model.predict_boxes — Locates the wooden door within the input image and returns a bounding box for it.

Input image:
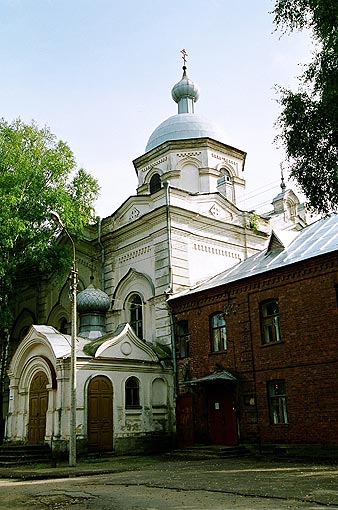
[207,384,237,446]
[176,394,194,448]
[28,372,48,443]
[88,376,113,452]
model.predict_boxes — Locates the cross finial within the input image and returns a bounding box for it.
[280,163,286,191]
[180,48,188,67]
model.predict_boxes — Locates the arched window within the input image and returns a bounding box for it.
[286,200,296,219]
[128,294,143,339]
[59,317,68,334]
[125,377,140,408]
[223,169,232,183]
[152,378,167,408]
[19,326,30,341]
[149,173,161,194]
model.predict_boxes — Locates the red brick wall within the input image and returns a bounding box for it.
[171,252,338,446]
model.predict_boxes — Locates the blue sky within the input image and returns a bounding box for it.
[1,0,312,217]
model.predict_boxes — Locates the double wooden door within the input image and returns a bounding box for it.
[28,372,48,443]
[88,376,114,452]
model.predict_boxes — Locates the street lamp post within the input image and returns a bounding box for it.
[51,212,77,467]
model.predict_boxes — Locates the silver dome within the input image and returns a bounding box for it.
[77,284,110,313]
[145,113,228,152]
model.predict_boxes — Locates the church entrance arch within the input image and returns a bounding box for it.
[88,376,114,452]
[28,371,48,444]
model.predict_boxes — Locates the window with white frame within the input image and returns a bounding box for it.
[125,377,140,408]
[260,299,281,344]
[210,312,227,352]
[128,294,143,339]
[268,380,288,424]
[176,320,190,358]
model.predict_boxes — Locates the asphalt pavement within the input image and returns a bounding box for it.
[1,453,338,508]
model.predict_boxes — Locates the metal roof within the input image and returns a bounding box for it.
[145,113,228,152]
[170,214,338,299]
[180,370,237,385]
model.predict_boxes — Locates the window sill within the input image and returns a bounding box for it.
[209,350,227,355]
[261,341,284,347]
[125,407,142,413]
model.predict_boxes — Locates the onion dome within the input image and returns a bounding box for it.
[145,65,228,152]
[171,66,200,112]
[77,284,110,313]
[77,281,110,340]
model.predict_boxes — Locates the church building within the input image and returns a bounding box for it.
[4,57,306,456]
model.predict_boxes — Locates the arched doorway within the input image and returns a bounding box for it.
[88,376,113,452]
[28,371,48,443]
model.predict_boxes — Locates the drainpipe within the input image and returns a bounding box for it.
[247,291,261,453]
[163,181,172,293]
[97,218,105,291]
[163,182,177,398]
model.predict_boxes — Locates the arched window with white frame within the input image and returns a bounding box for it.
[127,293,143,339]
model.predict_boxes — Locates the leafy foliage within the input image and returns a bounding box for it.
[272,0,338,214]
[0,118,100,329]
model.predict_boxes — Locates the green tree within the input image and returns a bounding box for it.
[0,118,99,440]
[273,0,338,214]
[0,118,99,327]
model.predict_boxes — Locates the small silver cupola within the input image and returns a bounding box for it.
[77,277,110,339]
[171,49,200,113]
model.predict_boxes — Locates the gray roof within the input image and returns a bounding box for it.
[180,370,237,385]
[170,214,338,299]
[145,113,228,152]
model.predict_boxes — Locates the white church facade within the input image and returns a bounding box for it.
[4,60,307,456]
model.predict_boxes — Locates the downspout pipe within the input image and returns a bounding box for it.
[163,181,172,293]
[97,217,105,291]
[163,181,177,398]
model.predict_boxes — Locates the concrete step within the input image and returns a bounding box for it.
[167,445,250,460]
[0,444,53,467]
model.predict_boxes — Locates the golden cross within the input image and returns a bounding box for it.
[180,48,188,66]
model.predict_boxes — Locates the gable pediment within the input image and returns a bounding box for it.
[93,323,158,362]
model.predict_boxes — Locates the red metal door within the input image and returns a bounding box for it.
[28,372,48,443]
[176,394,194,448]
[88,376,113,452]
[207,384,237,445]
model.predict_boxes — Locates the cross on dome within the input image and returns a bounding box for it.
[180,48,188,67]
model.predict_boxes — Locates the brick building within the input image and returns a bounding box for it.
[169,214,338,455]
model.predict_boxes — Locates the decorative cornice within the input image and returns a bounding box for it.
[140,156,168,174]
[193,242,241,260]
[176,151,201,158]
[117,245,153,264]
[133,138,246,169]
[211,152,239,168]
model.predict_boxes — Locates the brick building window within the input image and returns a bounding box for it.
[176,320,190,358]
[125,377,140,408]
[260,299,281,344]
[268,380,288,424]
[210,312,227,352]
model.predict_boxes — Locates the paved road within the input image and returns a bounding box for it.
[1,456,338,509]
